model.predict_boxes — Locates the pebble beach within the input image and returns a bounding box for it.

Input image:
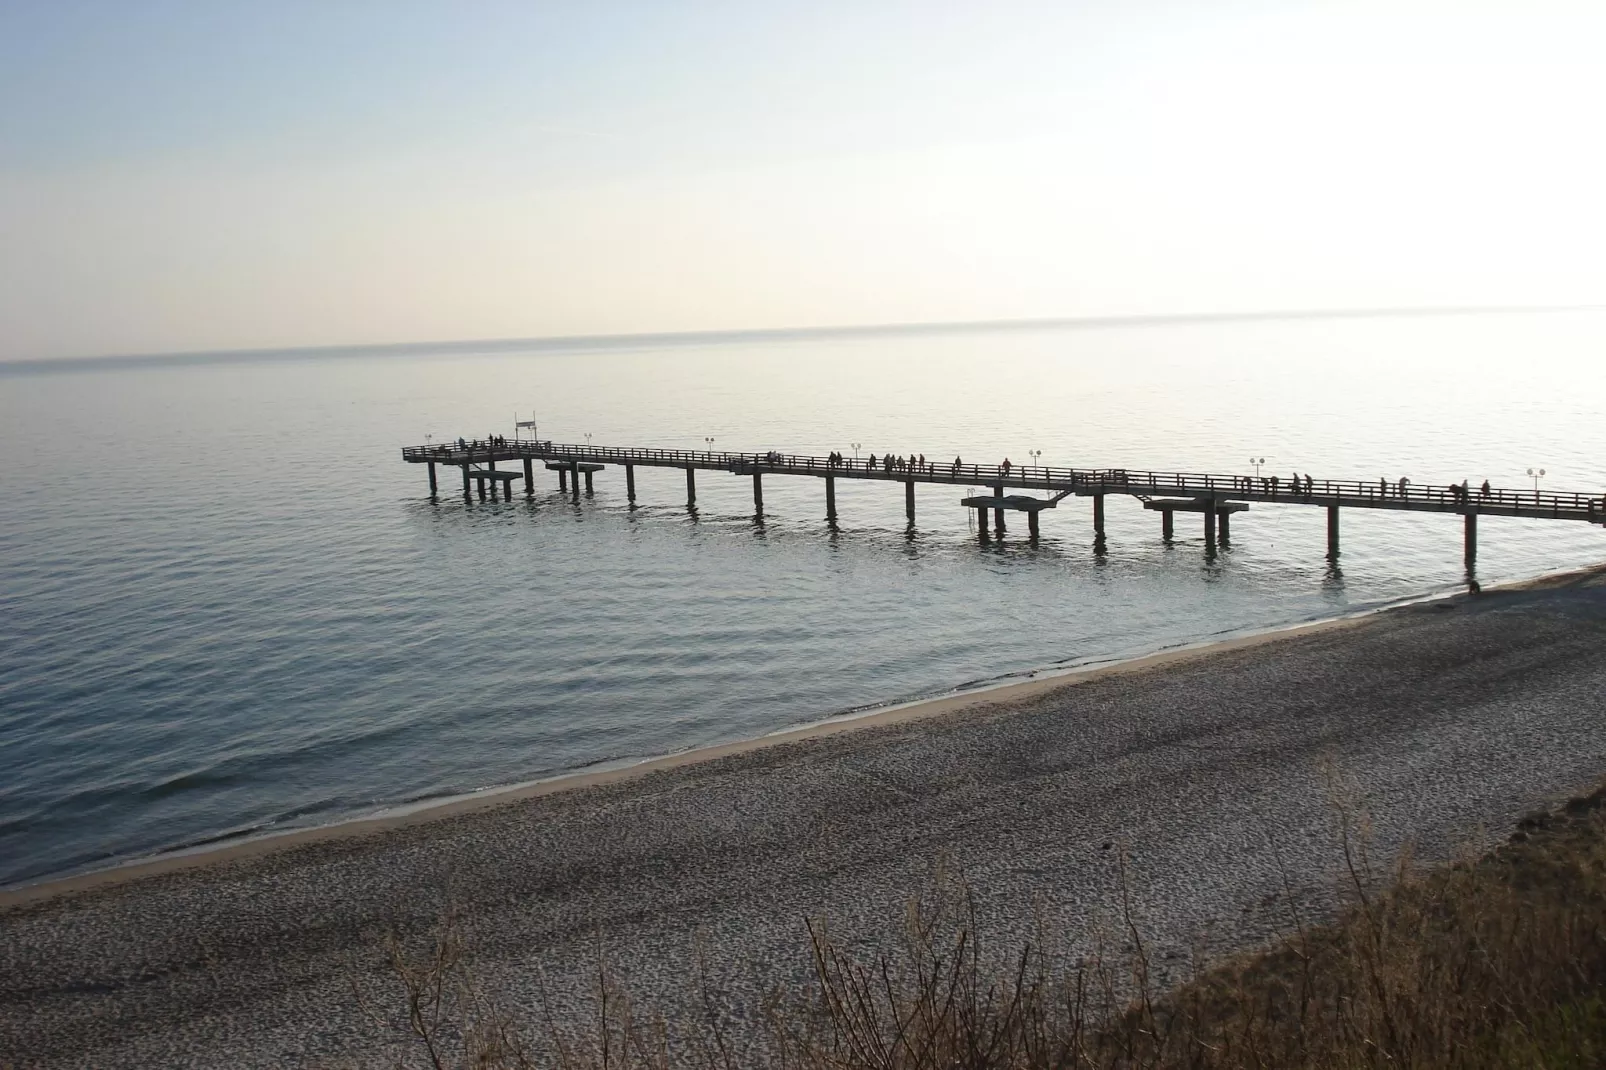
[5,568,1606,1067]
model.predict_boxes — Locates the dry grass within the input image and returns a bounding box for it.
[361,783,1606,1069]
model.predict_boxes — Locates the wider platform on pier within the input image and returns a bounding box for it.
[1143,499,1250,514]
[959,494,1061,512]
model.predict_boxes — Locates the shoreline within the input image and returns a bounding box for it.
[6,562,1601,911]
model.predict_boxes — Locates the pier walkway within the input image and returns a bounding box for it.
[403,439,1606,566]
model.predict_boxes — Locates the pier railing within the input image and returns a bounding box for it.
[402,440,1606,522]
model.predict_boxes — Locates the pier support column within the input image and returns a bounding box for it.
[978,507,990,537]
[558,467,568,492]
[1204,500,1217,553]
[626,464,636,503]
[1218,509,1231,543]
[584,470,594,495]
[905,480,916,525]
[1327,505,1340,558]
[569,460,581,500]
[686,467,697,508]
[1464,511,1478,568]
[1161,509,1173,542]
[477,477,487,502]
[1028,510,1040,539]
[461,465,470,497]
[522,458,533,495]
[825,475,836,521]
[427,462,438,495]
[1093,494,1105,538]
[753,472,764,514]
[993,484,1005,533]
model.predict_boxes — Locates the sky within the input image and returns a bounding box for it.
[1,1,1604,361]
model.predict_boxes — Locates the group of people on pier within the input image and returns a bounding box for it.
[823,451,938,474]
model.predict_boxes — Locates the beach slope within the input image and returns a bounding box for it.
[5,570,1606,1067]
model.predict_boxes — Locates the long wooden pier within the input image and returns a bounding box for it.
[403,439,1606,568]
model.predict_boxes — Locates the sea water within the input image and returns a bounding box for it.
[3,311,1605,887]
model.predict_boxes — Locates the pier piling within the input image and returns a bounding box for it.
[825,475,836,521]
[1327,505,1340,558]
[584,470,594,495]
[978,508,990,536]
[906,480,916,524]
[1028,510,1040,539]
[569,460,581,500]
[686,467,697,508]
[754,472,764,514]
[1161,509,1173,541]
[1218,508,1231,543]
[523,459,533,495]
[461,465,470,497]
[427,462,437,495]
[626,464,636,503]
[1465,511,1478,567]
[558,467,567,492]
[1204,500,1217,553]
[1093,494,1105,538]
[993,484,1005,533]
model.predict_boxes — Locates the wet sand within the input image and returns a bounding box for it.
[5,568,1606,1066]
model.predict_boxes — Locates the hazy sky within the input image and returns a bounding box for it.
[2,1,1603,360]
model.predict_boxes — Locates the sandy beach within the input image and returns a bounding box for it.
[5,567,1606,1066]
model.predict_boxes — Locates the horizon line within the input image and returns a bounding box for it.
[5,303,1603,375]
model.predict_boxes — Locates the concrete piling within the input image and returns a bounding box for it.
[905,480,916,524]
[427,462,437,495]
[626,464,636,503]
[825,475,836,521]
[1161,509,1173,541]
[1465,511,1478,567]
[754,472,764,514]
[686,467,697,508]
[1327,505,1340,558]
[523,458,533,495]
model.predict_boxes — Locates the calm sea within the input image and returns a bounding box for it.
[4,312,1605,888]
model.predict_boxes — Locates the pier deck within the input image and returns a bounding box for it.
[403,439,1606,565]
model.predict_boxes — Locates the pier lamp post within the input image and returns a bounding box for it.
[1528,467,1546,492]
[704,436,715,455]
[1028,449,1042,470]
[584,432,593,450]
[851,442,862,463]
[1249,457,1265,477]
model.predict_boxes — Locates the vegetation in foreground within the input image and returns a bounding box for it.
[360,782,1606,1069]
